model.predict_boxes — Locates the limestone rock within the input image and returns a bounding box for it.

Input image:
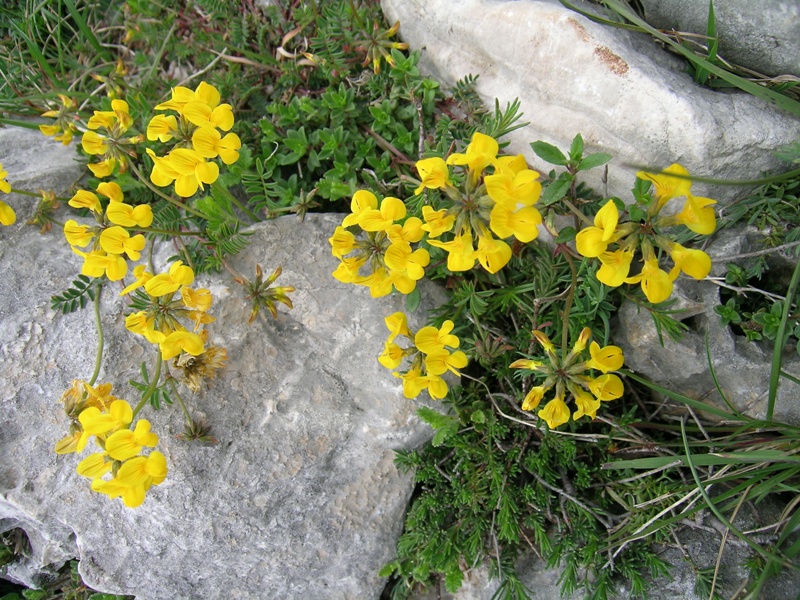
[381,0,800,203]
[0,128,441,598]
[640,0,800,78]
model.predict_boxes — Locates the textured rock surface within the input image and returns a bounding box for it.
[0,130,441,598]
[640,0,800,78]
[614,227,800,425]
[381,0,800,203]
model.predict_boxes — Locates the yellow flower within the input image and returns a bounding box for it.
[96,181,124,203]
[394,367,430,399]
[160,329,205,360]
[415,320,460,354]
[342,190,378,227]
[378,341,405,369]
[0,164,10,194]
[521,386,546,411]
[572,388,601,421]
[476,234,512,274]
[420,206,455,238]
[538,396,570,429]
[0,200,16,226]
[88,158,116,178]
[106,202,154,228]
[585,342,624,373]
[120,265,153,296]
[385,311,411,343]
[165,148,220,197]
[426,374,449,400]
[414,157,451,194]
[625,257,674,304]
[386,217,425,245]
[69,190,103,213]
[636,163,692,211]
[99,226,146,260]
[384,241,429,284]
[105,420,159,461]
[182,100,235,131]
[64,220,95,247]
[428,229,477,272]
[192,127,241,165]
[146,114,178,142]
[488,202,542,243]
[596,249,634,288]
[328,226,357,258]
[676,194,717,235]
[424,349,468,377]
[80,130,108,155]
[77,452,112,479]
[485,168,542,207]
[446,131,498,179]
[73,248,128,281]
[669,243,712,280]
[576,200,619,258]
[125,311,167,344]
[358,196,407,232]
[145,260,195,296]
[181,286,213,312]
[587,374,624,401]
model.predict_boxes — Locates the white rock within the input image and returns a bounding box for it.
[0,129,441,598]
[381,0,800,203]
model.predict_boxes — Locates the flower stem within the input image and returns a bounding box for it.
[168,377,193,426]
[128,162,208,220]
[10,187,70,202]
[88,283,104,386]
[561,252,578,361]
[561,198,593,227]
[138,226,204,236]
[211,180,259,222]
[132,351,162,419]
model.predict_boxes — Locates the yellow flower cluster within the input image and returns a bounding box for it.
[416,131,543,274]
[65,181,152,281]
[122,261,215,361]
[378,312,468,399]
[146,81,241,197]
[510,327,625,429]
[330,190,430,297]
[81,99,141,177]
[0,163,15,226]
[575,164,716,304]
[39,94,78,146]
[55,380,167,508]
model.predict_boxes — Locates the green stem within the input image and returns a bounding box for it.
[168,377,193,425]
[561,253,578,360]
[132,351,162,419]
[0,118,45,130]
[10,187,70,202]
[128,162,208,220]
[137,226,204,236]
[767,258,800,420]
[88,283,104,386]
[561,198,593,227]
[212,180,259,222]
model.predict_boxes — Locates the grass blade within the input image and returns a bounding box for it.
[767,258,800,420]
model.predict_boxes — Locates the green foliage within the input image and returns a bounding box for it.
[50,275,99,314]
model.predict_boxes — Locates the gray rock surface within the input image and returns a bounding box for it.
[614,227,800,424]
[0,129,441,598]
[640,0,800,78]
[381,0,800,204]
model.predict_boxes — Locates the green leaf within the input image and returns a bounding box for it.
[405,287,421,312]
[471,409,486,424]
[578,152,612,171]
[553,226,577,244]
[541,174,572,205]
[417,406,459,446]
[569,133,584,160]
[530,141,567,166]
[444,568,465,593]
